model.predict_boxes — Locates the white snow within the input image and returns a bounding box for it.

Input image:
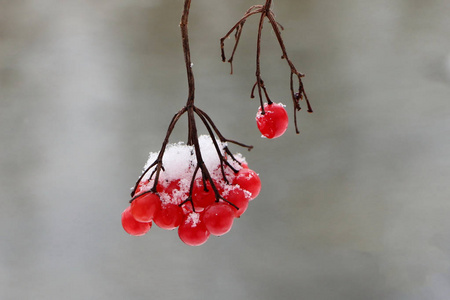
[185,212,200,227]
[137,135,247,205]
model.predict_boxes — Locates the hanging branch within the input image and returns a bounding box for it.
[130,0,252,212]
[221,0,312,133]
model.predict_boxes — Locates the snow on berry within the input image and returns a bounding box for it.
[178,212,210,246]
[232,168,261,200]
[137,135,245,205]
[222,185,251,217]
[122,135,261,245]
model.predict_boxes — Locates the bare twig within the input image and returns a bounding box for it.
[221,0,312,132]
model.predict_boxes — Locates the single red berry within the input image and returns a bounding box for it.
[256,102,289,139]
[153,203,184,230]
[178,213,210,246]
[203,203,235,236]
[121,206,152,236]
[224,187,251,217]
[192,178,216,209]
[130,192,161,222]
[232,168,261,200]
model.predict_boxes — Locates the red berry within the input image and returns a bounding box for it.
[232,168,261,200]
[256,102,289,139]
[121,206,152,236]
[160,179,181,195]
[130,192,161,222]
[158,179,189,205]
[192,178,216,209]
[178,213,210,246]
[203,203,235,236]
[224,187,250,217]
[153,203,184,230]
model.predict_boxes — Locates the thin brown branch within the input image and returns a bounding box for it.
[220,6,264,72]
[194,107,253,150]
[220,0,312,132]
[131,107,187,197]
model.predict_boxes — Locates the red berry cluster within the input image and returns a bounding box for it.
[121,0,313,249]
[121,141,261,246]
[256,102,289,139]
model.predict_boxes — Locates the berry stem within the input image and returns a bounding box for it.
[220,5,263,74]
[265,10,312,133]
[131,107,187,197]
[179,165,199,212]
[195,108,238,183]
[181,0,195,107]
[255,10,269,112]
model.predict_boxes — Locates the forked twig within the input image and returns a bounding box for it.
[221,0,312,132]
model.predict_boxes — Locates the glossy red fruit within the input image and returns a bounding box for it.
[256,102,289,139]
[158,179,189,205]
[232,168,261,200]
[122,206,152,236]
[192,178,216,209]
[153,203,184,230]
[178,213,210,246]
[224,187,251,217]
[203,203,235,236]
[130,192,161,222]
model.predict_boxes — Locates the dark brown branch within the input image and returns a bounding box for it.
[131,0,262,214]
[194,108,238,183]
[179,165,199,212]
[220,5,264,74]
[220,0,312,133]
[266,10,313,116]
[194,107,253,150]
[180,0,195,107]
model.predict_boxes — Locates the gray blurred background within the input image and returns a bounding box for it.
[1,0,450,299]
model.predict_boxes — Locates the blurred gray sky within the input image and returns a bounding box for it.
[1,0,450,299]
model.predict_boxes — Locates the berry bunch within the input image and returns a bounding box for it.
[122,0,312,247]
[121,136,261,246]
